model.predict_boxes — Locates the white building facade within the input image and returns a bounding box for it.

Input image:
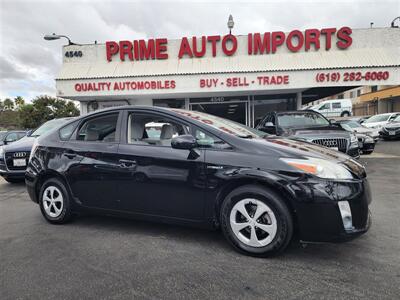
[55,27,400,126]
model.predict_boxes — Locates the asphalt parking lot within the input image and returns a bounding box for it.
[1,141,400,300]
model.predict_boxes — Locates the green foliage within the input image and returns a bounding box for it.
[3,98,14,110]
[0,110,20,130]
[0,95,79,129]
[18,95,80,129]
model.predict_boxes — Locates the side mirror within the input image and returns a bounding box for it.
[259,122,277,135]
[329,119,336,123]
[171,135,197,150]
[26,129,33,137]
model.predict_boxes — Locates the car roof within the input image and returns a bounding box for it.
[274,110,322,115]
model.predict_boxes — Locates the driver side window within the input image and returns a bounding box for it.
[128,113,189,147]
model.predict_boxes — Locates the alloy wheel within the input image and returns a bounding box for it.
[229,198,277,247]
[42,186,64,218]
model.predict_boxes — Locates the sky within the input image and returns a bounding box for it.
[0,0,399,101]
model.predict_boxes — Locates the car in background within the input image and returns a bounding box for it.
[306,99,352,117]
[362,112,400,130]
[256,110,359,157]
[26,106,371,257]
[0,118,74,183]
[0,130,27,146]
[339,123,375,155]
[380,114,400,140]
[336,119,379,141]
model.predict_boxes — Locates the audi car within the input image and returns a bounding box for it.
[26,106,371,256]
[0,130,27,146]
[0,118,73,183]
[255,110,360,157]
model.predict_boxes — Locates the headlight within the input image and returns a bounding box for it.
[280,157,353,179]
[350,133,357,143]
[364,135,374,143]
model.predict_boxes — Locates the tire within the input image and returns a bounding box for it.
[4,178,24,184]
[220,185,293,257]
[39,178,72,224]
[341,111,350,117]
[362,150,373,155]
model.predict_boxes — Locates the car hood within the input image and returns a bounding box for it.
[247,136,350,162]
[363,121,386,128]
[284,126,350,140]
[3,136,35,152]
[383,122,400,129]
[354,127,374,133]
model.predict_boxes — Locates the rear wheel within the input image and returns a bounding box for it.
[39,178,72,224]
[220,185,293,257]
[341,111,350,117]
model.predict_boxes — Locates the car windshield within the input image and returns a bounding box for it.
[0,132,7,140]
[343,121,361,128]
[364,114,390,123]
[391,115,400,123]
[30,118,71,137]
[173,109,267,138]
[341,124,353,132]
[277,112,330,128]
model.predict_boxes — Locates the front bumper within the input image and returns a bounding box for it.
[380,129,400,139]
[361,142,375,153]
[0,159,26,179]
[347,145,360,158]
[293,177,371,243]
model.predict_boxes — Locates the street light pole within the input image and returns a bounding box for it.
[43,33,77,45]
[227,15,234,35]
[391,16,400,28]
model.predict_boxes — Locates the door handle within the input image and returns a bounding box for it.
[119,159,137,168]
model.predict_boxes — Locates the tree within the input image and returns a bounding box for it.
[18,95,79,129]
[14,96,25,108]
[3,98,14,110]
[0,100,4,111]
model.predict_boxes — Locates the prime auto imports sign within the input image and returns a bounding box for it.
[105,27,353,62]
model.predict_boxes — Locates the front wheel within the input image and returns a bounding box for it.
[39,178,73,224]
[362,150,373,155]
[220,185,293,257]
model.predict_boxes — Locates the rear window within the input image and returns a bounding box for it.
[77,114,118,142]
[59,121,79,141]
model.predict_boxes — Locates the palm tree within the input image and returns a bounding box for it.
[14,96,25,107]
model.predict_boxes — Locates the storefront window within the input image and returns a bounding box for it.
[153,99,185,109]
[253,94,296,127]
[189,96,249,125]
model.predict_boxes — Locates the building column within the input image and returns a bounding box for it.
[296,92,302,110]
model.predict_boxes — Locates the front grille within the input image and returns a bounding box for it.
[5,151,30,171]
[311,138,348,153]
[386,127,400,131]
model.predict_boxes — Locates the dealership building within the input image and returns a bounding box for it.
[55,26,400,126]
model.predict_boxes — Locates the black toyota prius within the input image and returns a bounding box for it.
[26,106,371,256]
